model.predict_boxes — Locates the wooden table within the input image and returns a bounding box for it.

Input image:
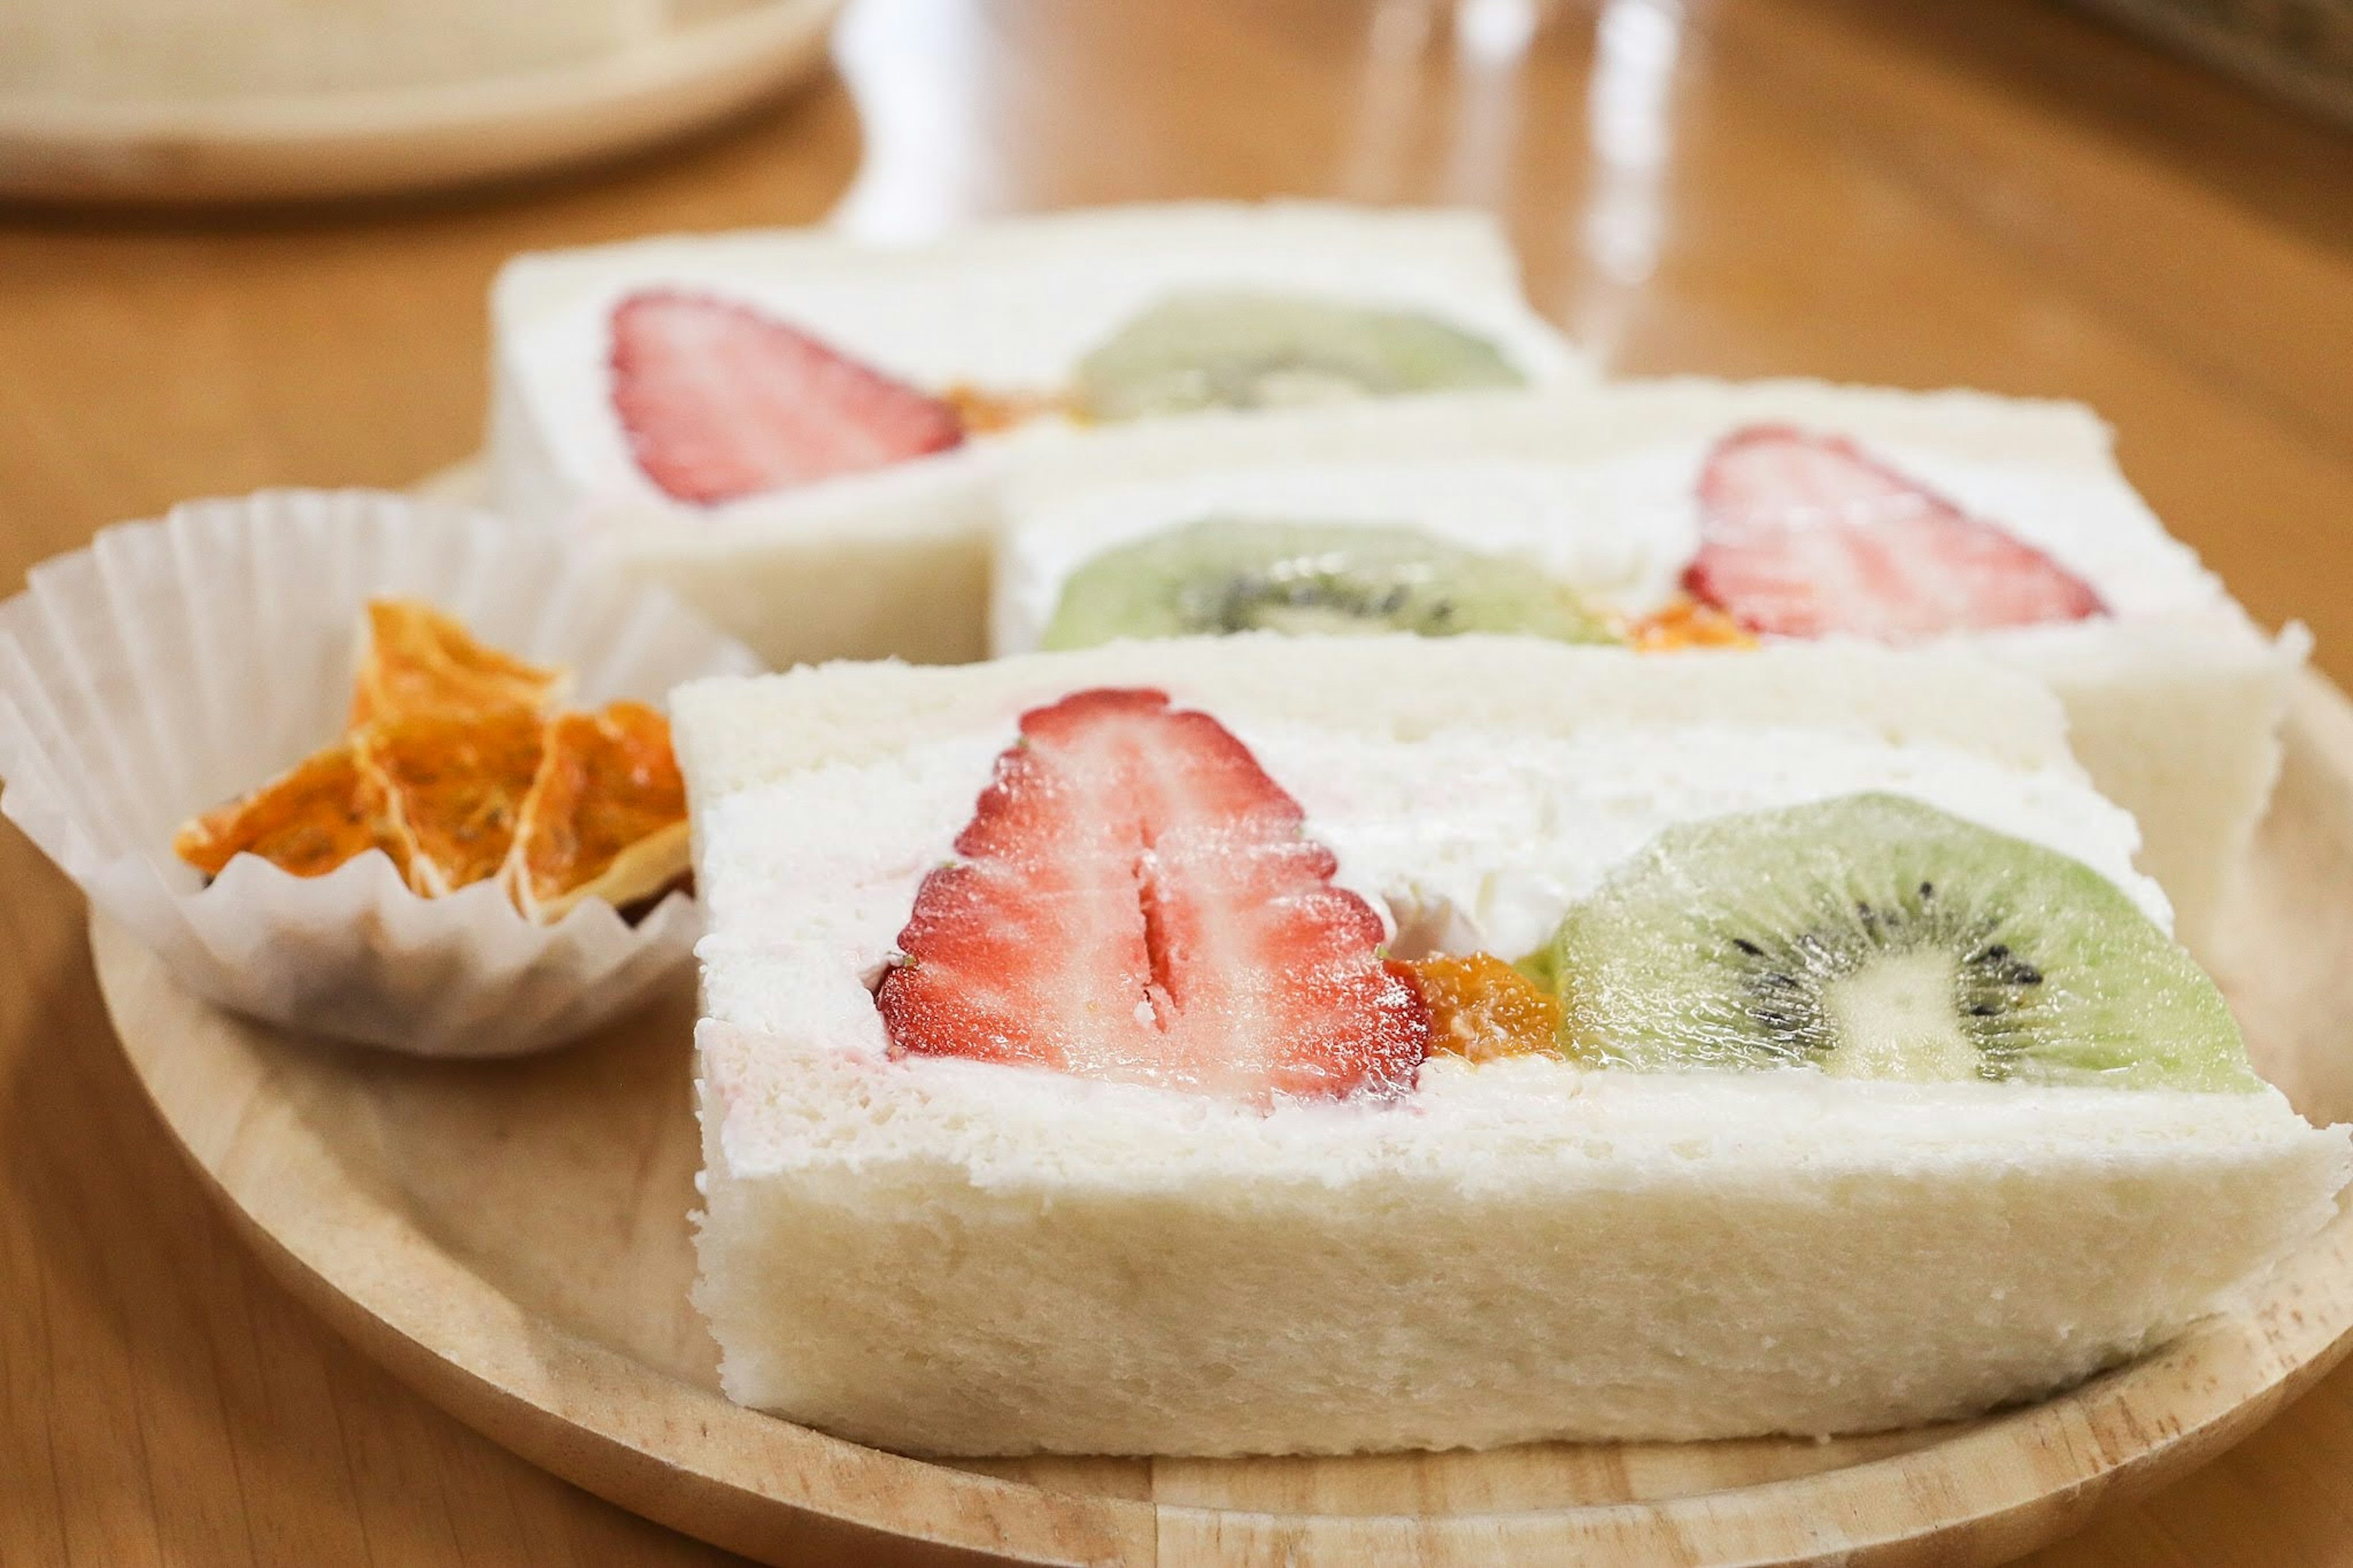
[4,1,2351,1563]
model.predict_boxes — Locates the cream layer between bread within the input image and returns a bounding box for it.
[676,638,2350,1456]
[694,718,2160,1045]
[995,382,2307,963]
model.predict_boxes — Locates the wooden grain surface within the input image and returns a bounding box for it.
[2,1,2351,1564]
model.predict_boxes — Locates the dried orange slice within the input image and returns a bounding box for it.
[349,599,565,727]
[1624,598,1759,653]
[940,382,1072,436]
[354,705,546,897]
[504,700,689,923]
[1403,952,1562,1062]
[178,602,684,922]
[172,740,410,882]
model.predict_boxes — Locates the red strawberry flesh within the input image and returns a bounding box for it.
[609,289,963,506]
[874,687,1428,1103]
[1683,425,2105,642]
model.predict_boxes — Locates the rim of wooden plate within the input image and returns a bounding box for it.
[83,674,2353,1568]
[0,0,843,205]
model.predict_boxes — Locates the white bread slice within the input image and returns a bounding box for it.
[674,638,2349,1457]
[488,203,1586,670]
[993,382,2305,964]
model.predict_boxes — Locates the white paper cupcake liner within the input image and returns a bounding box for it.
[0,489,762,1056]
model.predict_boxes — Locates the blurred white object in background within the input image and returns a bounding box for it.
[0,0,841,203]
[0,0,665,100]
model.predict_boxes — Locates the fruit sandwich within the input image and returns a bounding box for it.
[672,635,2348,1459]
[487,202,1585,670]
[993,379,2305,964]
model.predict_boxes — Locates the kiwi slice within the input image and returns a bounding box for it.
[1040,518,1615,651]
[1074,290,1525,420]
[1550,793,2260,1092]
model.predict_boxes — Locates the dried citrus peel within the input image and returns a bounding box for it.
[939,382,1075,435]
[175,599,689,925]
[504,701,691,923]
[1623,598,1759,652]
[1402,952,1563,1062]
[355,706,547,897]
[172,741,410,883]
[348,599,565,727]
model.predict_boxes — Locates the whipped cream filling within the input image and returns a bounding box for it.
[498,226,1579,517]
[992,439,2230,654]
[694,711,2161,1064]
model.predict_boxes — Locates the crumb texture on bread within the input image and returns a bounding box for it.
[671,637,2079,805]
[2004,612,2306,957]
[695,1022,2349,1455]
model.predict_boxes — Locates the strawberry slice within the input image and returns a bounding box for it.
[1683,426,2105,641]
[874,687,1428,1103]
[608,289,963,506]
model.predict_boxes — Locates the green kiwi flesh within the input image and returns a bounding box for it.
[1550,792,2260,1092]
[1074,290,1525,420]
[1040,518,1616,651]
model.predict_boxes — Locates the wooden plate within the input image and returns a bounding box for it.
[88,673,2353,1566]
[0,0,841,205]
